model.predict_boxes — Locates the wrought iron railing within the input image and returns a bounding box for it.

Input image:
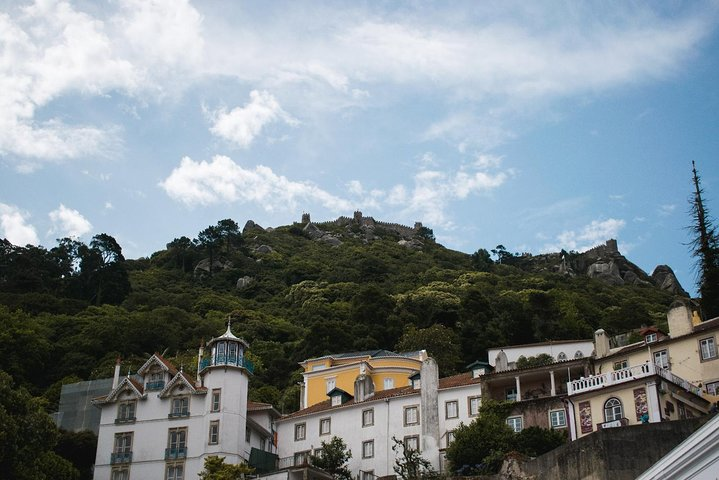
[145,380,165,391]
[165,447,187,460]
[168,411,190,419]
[199,356,254,374]
[114,416,136,424]
[110,451,132,464]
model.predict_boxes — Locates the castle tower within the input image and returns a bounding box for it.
[301,212,311,224]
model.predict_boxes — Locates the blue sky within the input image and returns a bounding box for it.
[1,1,718,295]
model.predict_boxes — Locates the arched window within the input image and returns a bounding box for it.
[604,397,623,422]
[557,352,567,361]
[575,350,584,359]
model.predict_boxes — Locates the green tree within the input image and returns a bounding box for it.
[196,225,223,277]
[395,324,461,376]
[515,353,554,369]
[391,436,438,480]
[445,400,515,474]
[513,426,566,457]
[416,226,435,241]
[689,161,719,318]
[54,430,98,480]
[0,370,78,480]
[309,436,353,480]
[198,455,254,480]
[471,248,493,272]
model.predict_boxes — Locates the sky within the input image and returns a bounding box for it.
[1,0,719,296]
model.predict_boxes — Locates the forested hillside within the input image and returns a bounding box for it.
[1,217,679,414]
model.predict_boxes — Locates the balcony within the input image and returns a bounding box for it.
[567,362,702,396]
[199,355,254,374]
[168,411,190,419]
[277,454,312,469]
[145,380,165,391]
[114,416,136,424]
[165,447,187,460]
[110,451,132,464]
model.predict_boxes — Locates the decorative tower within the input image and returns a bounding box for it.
[197,321,254,462]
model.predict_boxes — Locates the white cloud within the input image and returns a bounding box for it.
[159,155,352,212]
[659,204,677,216]
[543,218,626,252]
[48,204,92,238]
[0,203,39,245]
[207,90,298,148]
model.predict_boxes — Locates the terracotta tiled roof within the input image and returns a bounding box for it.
[438,371,482,388]
[154,353,179,375]
[489,339,592,350]
[128,377,145,394]
[248,401,274,410]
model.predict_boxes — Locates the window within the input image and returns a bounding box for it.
[246,426,251,442]
[700,337,717,360]
[384,378,394,389]
[613,360,628,371]
[362,440,374,458]
[360,471,375,480]
[111,467,130,480]
[404,435,419,452]
[294,423,306,441]
[147,371,165,390]
[404,405,419,426]
[654,350,669,369]
[645,333,658,343]
[706,380,719,395]
[445,400,459,419]
[116,400,136,423]
[362,408,374,427]
[211,389,221,412]
[294,451,310,466]
[331,395,341,407]
[167,428,187,460]
[166,462,184,480]
[557,352,567,361]
[549,409,566,428]
[319,418,331,436]
[208,421,219,445]
[326,378,336,393]
[446,430,455,447]
[169,396,189,418]
[412,378,421,389]
[604,397,623,422]
[574,350,584,359]
[505,387,517,402]
[506,416,523,433]
[112,432,133,463]
[468,396,481,416]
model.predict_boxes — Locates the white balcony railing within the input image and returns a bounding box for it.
[567,362,702,396]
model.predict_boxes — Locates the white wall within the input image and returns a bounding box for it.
[488,341,593,369]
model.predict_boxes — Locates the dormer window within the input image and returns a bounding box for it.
[645,333,658,344]
[146,371,165,391]
[331,395,341,407]
[412,378,421,389]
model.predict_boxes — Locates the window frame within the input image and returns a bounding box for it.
[294,450,310,466]
[211,389,221,412]
[445,400,459,419]
[700,337,718,361]
[706,380,719,396]
[166,462,185,480]
[362,408,374,427]
[362,439,374,459]
[208,420,219,445]
[604,397,623,422]
[613,360,628,371]
[468,396,481,416]
[319,417,331,436]
[169,395,190,418]
[360,470,375,480]
[294,422,306,441]
[111,466,131,480]
[446,430,455,447]
[557,352,567,361]
[326,377,336,393]
[645,333,658,344]
[506,415,523,432]
[114,431,133,454]
[116,400,136,423]
[384,377,394,390]
[505,387,517,402]
[549,409,566,428]
[403,435,420,452]
[403,405,419,426]
[654,349,669,369]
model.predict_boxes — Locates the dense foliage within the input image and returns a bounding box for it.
[309,436,353,480]
[445,400,566,474]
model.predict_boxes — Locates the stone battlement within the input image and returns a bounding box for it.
[300,211,423,239]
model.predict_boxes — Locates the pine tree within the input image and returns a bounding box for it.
[689,161,719,319]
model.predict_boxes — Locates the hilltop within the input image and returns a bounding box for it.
[0,212,687,412]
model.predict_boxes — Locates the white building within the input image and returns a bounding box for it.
[275,358,483,478]
[93,325,278,480]
[487,339,593,372]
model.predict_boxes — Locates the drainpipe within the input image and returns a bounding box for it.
[565,397,577,441]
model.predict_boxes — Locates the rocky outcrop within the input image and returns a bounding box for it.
[652,265,689,296]
[193,258,233,277]
[236,276,253,289]
[254,245,274,254]
[242,220,264,234]
[398,239,423,249]
[587,259,624,285]
[303,222,324,239]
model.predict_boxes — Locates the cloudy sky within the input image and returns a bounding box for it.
[1,0,718,294]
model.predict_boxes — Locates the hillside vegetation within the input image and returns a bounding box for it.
[0,217,679,413]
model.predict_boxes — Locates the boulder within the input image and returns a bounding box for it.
[194,258,232,277]
[652,265,689,296]
[587,260,624,285]
[398,239,423,249]
[303,222,324,239]
[236,276,254,289]
[255,245,274,254]
[319,235,342,247]
[242,220,264,234]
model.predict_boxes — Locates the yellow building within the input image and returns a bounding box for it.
[566,300,718,440]
[299,349,426,408]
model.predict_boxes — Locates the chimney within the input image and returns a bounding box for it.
[594,329,610,358]
[420,357,440,471]
[667,301,694,338]
[112,357,121,389]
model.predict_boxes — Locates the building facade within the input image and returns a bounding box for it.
[93,325,278,480]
